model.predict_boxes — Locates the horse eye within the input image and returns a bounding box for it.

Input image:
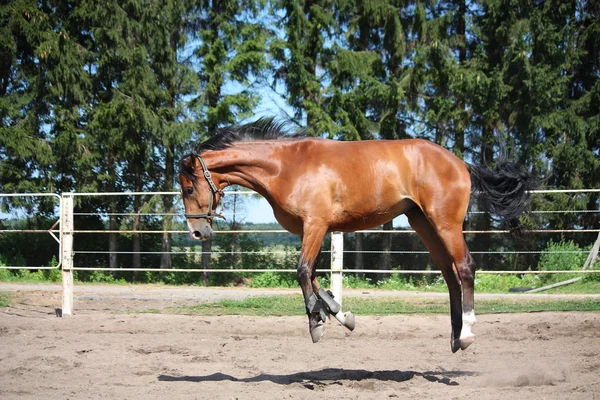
[185,187,194,195]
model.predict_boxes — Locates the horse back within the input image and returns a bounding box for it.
[276,138,471,231]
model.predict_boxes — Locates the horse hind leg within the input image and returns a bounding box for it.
[311,278,356,331]
[455,248,477,350]
[430,220,478,351]
[407,208,465,353]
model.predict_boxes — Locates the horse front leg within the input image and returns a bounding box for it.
[298,224,328,343]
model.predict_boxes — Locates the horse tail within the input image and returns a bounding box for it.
[466,161,538,226]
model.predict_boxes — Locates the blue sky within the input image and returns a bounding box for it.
[242,195,410,227]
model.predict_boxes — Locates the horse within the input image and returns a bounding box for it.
[178,118,537,353]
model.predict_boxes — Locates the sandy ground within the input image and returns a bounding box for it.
[1,284,599,399]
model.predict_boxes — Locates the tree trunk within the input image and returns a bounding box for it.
[453,0,466,158]
[355,232,364,278]
[132,173,142,279]
[109,213,118,274]
[160,143,174,270]
[108,152,118,276]
[473,124,494,268]
[379,221,394,281]
[201,239,211,285]
[303,0,319,132]
[132,212,141,279]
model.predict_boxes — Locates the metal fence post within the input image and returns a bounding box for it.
[330,231,344,307]
[61,193,74,316]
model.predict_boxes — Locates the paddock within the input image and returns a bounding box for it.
[1,190,599,398]
[1,285,599,399]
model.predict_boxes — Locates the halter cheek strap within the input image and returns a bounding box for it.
[184,153,225,221]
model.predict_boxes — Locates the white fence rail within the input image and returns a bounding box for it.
[1,189,599,316]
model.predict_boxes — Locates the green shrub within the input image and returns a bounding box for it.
[43,256,61,282]
[87,270,127,284]
[474,273,541,292]
[538,240,588,284]
[0,268,13,281]
[248,272,297,288]
[16,269,44,282]
[583,260,600,283]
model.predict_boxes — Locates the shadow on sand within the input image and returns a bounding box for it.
[158,368,477,387]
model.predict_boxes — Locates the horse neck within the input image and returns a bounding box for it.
[202,142,282,199]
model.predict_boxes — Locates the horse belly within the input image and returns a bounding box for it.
[329,197,415,232]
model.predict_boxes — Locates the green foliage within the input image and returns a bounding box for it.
[1,0,599,284]
[0,268,12,281]
[583,268,600,284]
[0,292,12,307]
[168,295,600,317]
[474,273,542,293]
[87,270,127,285]
[539,240,589,271]
[248,272,297,288]
[0,255,61,282]
[537,240,589,283]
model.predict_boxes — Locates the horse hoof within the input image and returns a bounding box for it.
[344,312,356,331]
[310,323,325,343]
[459,333,476,350]
[450,333,460,353]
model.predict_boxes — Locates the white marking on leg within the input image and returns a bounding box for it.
[333,310,346,325]
[460,310,476,340]
[333,308,356,331]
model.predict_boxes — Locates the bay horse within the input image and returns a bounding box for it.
[179,118,536,353]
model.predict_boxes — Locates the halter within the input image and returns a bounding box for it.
[184,153,225,222]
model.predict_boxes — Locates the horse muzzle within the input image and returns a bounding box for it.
[187,220,213,241]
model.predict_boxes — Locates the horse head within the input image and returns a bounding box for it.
[178,153,224,241]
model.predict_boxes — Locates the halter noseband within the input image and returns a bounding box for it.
[184,153,225,222]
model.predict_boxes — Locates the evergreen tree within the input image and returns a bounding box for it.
[328,0,423,277]
[0,1,54,198]
[142,0,198,271]
[192,0,270,274]
[270,0,337,135]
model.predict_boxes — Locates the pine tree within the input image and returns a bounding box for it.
[142,0,198,272]
[192,0,270,275]
[328,0,424,278]
[270,0,337,135]
[0,1,54,199]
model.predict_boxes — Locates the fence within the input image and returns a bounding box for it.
[1,189,599,316]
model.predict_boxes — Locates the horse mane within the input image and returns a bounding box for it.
[198,117,307,153]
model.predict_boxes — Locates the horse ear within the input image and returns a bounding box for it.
[188,154,201,176]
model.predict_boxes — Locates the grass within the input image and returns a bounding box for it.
[158,294,600,316]
[544,279,600,294]
[0,292,13,307]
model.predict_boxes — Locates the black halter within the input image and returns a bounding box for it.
[184,153,225,222]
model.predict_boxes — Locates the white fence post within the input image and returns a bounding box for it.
[330,232,344,307]
[61,193,74,316]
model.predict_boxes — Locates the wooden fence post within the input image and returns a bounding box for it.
[330,232,344,307]
[61,193,74,316]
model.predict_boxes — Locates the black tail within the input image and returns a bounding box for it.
[467,162,538,226]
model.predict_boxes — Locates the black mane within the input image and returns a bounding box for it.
[197,117,307,153]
